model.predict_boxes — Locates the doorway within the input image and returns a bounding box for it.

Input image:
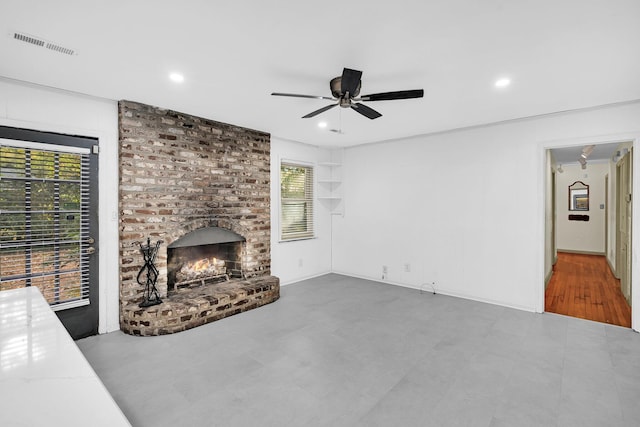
[546,143,632,327]
[0,126,99,339]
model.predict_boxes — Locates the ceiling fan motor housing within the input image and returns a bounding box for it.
[330,76,361,99]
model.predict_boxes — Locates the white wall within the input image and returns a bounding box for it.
[270,137,333,284]
[556,162,609,253]
[0,78,120,333]
[331,101,640,327]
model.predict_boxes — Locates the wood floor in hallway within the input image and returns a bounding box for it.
[546,251,631,327]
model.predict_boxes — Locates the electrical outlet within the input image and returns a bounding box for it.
[382,265,388,280]
[404,263,411,272]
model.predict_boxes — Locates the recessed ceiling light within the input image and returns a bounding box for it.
[494,78,511,88]
[318,121,328,129]
[169,72,184,83]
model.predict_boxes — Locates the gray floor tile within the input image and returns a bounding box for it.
[77,274,640,427]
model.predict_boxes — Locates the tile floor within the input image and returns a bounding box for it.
[78,274,640,427]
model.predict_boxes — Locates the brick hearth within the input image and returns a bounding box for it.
[121,277,279,336]
[118,101,278,335]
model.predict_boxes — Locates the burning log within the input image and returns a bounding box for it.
[176,257,227,283]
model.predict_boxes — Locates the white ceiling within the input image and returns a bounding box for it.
[1,1,639,147]
[551,142,622,166]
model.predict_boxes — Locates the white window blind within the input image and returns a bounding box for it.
[280,162,314,240]
[0,140,91,310]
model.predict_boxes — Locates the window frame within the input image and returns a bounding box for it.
[279,160,315,242]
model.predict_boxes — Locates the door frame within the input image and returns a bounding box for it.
[605,174,609,265]
[540,133,640,331]
[616,150,633,304]
[0,126,99,338]
[551,170,557,267]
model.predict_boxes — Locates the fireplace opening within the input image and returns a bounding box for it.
[167,227,245,292]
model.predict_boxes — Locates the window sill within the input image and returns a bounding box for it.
[279,236,317,243]
[51,298,90,312]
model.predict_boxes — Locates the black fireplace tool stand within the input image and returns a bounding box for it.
[137,237,163,308]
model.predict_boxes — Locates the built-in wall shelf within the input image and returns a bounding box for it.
[317,150,344,215]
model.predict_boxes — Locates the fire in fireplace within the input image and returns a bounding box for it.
[167,227,245,291]
[176,257,226,283]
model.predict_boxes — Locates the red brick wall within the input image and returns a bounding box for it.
[118,101,271,312]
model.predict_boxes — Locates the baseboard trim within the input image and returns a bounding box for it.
[557,249,605,256]
[330,270,538,313]
[607,257,619,279]
[545,268,554,289]
[279,271,332,286]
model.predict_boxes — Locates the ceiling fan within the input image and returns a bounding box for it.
[271,68,424,120]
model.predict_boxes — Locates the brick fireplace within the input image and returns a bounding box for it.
[118,101,279,335]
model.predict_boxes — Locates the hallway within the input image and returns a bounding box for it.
[546,252,631,327]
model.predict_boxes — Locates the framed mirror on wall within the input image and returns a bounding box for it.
[569,181,589,211]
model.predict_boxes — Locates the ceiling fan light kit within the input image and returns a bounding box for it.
[272,67,424,120]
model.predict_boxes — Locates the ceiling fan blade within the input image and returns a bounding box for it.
[271,92,335,100]
[302,103,338,118]
[360,89,424,101]
[341,68,362,97]
[351,103,382,119]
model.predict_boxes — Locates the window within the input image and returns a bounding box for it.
[0,139,92,310]
[280,162,314,240]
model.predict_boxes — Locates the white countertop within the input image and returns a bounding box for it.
[0,287,131,426]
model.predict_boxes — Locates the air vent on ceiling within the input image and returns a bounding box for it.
[13,32,45,47]
[45,42,75,56]
[12,31,76,56]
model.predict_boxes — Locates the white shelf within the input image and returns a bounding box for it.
[317,150,344,215]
